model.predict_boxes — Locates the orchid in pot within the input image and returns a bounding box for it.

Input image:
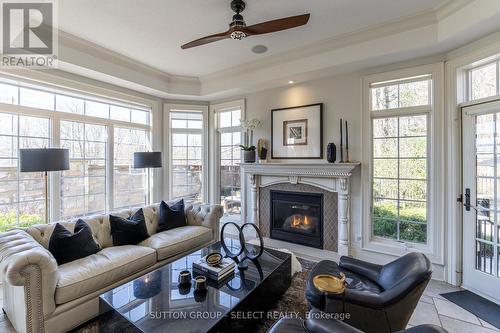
[239,118,260,163]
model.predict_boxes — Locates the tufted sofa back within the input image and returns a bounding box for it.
[24,201,213,250]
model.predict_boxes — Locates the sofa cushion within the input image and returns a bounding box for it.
[158,200,187,232]
[110,208,150,246]
[49,219,101,265]
[140,226,212,261]
[55,245,156,304]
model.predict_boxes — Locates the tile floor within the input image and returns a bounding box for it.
[0,280,498,333]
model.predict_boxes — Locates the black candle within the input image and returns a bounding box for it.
[345,120,349,150]
[340,118,343,146]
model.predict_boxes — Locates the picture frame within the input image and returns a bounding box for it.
[271,103,323,159]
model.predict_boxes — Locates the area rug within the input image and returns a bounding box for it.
[441,290,500,329]
[254,257,314,333]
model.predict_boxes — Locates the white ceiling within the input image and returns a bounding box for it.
[58,0,447,77]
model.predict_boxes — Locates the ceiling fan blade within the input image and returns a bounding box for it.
[242,14,310,36]
[181,30,231,49]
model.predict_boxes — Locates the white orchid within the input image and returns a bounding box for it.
[240,118,261,148]
[240,118,260,131]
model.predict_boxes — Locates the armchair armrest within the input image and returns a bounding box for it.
[185,203,224,241]
[306,309,362,333]
[339,256,383,283]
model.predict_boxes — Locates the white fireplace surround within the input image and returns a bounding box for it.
[240,162,360,256]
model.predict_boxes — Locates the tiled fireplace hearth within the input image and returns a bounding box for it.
[241,163,360,256]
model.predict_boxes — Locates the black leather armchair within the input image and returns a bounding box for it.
[305,253,432,333]
[267,309,447,333]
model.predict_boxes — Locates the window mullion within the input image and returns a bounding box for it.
[51,116,61,222]
[16,115,20,225]
[107,125,115,212]
[397,117,401,241]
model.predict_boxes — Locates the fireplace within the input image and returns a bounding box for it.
[270,190,323,248]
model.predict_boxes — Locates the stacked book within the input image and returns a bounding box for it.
[193,256,235,281]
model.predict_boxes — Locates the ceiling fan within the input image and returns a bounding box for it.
[181,0,310,49]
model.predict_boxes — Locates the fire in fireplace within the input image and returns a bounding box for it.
[284,213,316,232]
[270,190,323,248]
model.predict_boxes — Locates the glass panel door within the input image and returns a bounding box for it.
[462,101,500,303]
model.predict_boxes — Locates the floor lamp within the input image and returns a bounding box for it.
[19,148,70,224]
[133,152,162,204]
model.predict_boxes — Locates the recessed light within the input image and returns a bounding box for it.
[252,45,268,54]
[288,80,295,84]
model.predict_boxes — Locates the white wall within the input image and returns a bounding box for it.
[235,73,364,250]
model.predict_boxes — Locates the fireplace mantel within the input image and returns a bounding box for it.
[240,162,360,256]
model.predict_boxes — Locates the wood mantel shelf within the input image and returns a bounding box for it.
[240,162,360,256]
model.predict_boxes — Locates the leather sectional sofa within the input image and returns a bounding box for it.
[0,202,223,333]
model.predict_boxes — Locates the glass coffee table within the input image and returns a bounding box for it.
[96,242,292,333]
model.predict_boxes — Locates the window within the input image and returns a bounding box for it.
[468,60,500,101]
[0,113,50,231]
[0,78,150,125]
[60,121,107,219]
[369,75,431,244]
[170,111,203,201]
[217,108,242,217]
[0,76,153,227]
[114,127,150,209]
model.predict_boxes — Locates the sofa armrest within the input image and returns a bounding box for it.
[339,256,383,283]
[185,203,224,241]
[0,229,58,328]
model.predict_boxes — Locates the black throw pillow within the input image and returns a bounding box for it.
[109,208,150,246]
[49,219,101,265]
[158,199,187,232]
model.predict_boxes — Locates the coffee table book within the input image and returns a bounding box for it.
[193,255,235,280]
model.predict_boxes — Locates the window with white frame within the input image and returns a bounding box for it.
[113,127,151,209]
[0,76,153,229]
[217,108,242,216]
[369,75,432,244]
[170,110,203,201]
[0,113,50,230]
[468,60,500,101]
[60,121,107,219]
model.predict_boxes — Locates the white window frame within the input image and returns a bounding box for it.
[362,63,444,264]
[0,73,158,225]
[163,103,209,202]
[465,58,500,102]
[209,99,245,219]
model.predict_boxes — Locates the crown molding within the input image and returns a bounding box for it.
[58,31,202,96]
[434,0,472,20]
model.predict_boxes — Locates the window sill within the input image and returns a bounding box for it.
[361,237,443,265]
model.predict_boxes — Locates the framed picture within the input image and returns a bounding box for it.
[271,103,323,159]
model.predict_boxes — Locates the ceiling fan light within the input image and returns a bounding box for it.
[230,31,247,40]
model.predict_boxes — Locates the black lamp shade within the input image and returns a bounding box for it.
[19,148,70,172]
[134,152,162,168]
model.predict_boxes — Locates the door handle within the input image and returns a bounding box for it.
[462,188,480,212]
[465,188,471,211]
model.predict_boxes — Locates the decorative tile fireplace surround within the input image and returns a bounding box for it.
[241,163,360,256]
